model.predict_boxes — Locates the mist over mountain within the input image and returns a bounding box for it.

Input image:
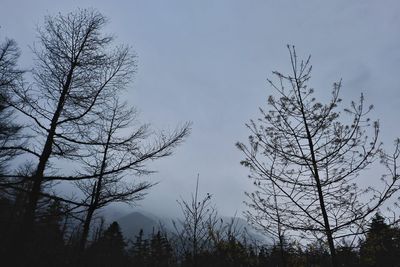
[117,211,161,240]
[100,208,270,244]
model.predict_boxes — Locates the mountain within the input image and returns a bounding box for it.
[219,216,270,243]
[114,210,271,244]
[116,211,162,241]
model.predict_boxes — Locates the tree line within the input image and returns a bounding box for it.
[1,181,399,267]
[1,8,400,267]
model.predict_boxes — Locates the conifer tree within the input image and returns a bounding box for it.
[360,213,400,266]
[129,229,149,266]
[149,231,175,267]
[87,221,129,267]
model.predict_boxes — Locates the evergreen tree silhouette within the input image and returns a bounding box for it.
[360,213,400,267]
[129,229,149,267]
[86,221,129,267]
[148,231,175,267]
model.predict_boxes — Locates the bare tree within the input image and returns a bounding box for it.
[237,46,400,267]
[244,152,288,267]
[75,96,190,254]
[5,9,190,252]
[173,175,218,266]
[0,37,23,174]
[380,138,400,223]
[7,9,135,237]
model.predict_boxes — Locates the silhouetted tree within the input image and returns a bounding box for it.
[210,236,253,267]
[28,200,68,266]
[173,175,218,267]
[304,241,331,267]
[244,153,288,267]
[0,37,23,177]
[237,45,400,267]
[86,221,129,267]
[6,9,189,250]
[129,229,149,266]
[76,96,189,254]
[359,213,400,267]
[7,9,136,237]
[148,231,175,267]
[336,244,360,267]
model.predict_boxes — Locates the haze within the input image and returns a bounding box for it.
[1,0,399,218]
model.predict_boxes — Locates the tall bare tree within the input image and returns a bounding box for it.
[76,96,190,254]
[7,9,137,236]
[237,46,400,267]
[0,37,23,174]
[24,10,135,234]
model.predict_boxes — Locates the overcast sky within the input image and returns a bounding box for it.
[1,0,399,218]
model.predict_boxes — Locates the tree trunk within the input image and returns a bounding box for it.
[21,64,74,242]
[278,234,287,267]
[79,207,95,252]
[75,206,95,266]
[76,119,112,264]
[296,76,337,267]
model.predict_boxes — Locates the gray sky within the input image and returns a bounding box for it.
[1,0,400,218]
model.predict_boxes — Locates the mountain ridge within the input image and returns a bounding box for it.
[103,209,270,244]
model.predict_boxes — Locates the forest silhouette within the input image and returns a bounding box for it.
[1,9,400,267]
